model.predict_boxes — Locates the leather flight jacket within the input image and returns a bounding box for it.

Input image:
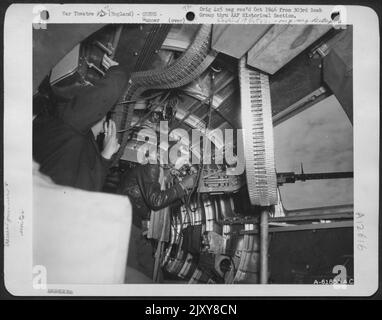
[118,164,186,227]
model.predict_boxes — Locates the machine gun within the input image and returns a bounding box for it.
[277,163,353,186]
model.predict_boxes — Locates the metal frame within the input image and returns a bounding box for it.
[269,220,353,233]
[272,87,330,127]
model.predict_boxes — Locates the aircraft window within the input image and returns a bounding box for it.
[274,95,353,210]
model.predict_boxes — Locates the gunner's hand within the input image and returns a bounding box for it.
[102,54,119,71]
[101,120,120,159]
[180,173,197,190]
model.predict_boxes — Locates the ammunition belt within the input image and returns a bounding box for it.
[238,57,278,206]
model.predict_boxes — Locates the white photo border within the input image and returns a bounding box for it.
[3,3,380,296]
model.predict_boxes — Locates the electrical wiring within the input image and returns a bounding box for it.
[116,91,164,105]
[117,90,171,133]
[184,67,216,216]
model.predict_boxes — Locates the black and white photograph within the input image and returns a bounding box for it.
[2,4,379,297]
